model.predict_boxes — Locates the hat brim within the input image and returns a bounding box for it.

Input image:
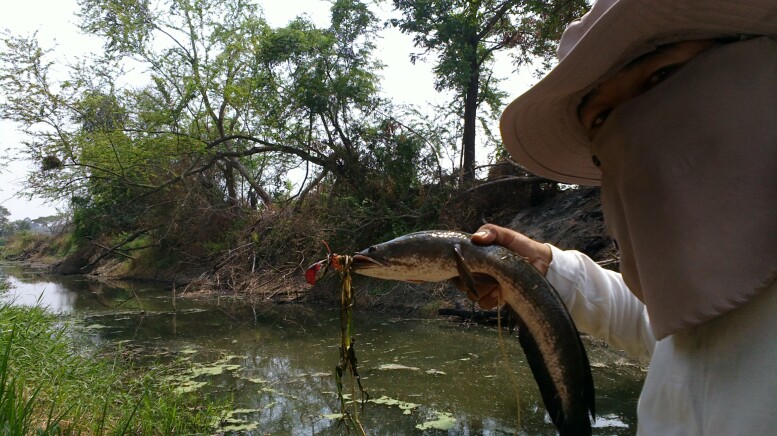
[500,0,777,186]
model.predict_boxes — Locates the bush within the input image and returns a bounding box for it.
[0,231,51,261]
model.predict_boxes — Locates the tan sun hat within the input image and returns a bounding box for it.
[500,0,777,185]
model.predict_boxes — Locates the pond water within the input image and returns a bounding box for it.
[1,264,645,435]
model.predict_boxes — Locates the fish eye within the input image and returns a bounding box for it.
[367,246,377,253]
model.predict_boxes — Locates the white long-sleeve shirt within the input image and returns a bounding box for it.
[546,245,777,435]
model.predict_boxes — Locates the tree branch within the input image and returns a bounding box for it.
[477,0,519,40]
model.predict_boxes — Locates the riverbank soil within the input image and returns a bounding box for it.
[10,186,613,314]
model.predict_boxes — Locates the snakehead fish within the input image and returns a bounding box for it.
[350,230,595,436]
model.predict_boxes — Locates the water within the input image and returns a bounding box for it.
[1,264,645,434]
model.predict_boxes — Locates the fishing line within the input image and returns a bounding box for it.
[335,255,366,436]
[306,247,367,434]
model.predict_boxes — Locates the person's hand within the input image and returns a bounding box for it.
[457,224,553,309]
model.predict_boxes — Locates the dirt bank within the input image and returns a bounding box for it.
[17,186,614,316]
[302,186,615,313]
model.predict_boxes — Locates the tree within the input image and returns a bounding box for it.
[0,0,447,257]
[10,219,31,234]
[32,214,67,234]
[0,206,9,237]
[389,0,589,181]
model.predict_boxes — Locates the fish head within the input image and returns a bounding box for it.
[351,233,460,282]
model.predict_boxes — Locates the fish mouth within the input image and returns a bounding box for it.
[351,254,386,270]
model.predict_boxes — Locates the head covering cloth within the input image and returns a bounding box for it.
[500,0,777,338]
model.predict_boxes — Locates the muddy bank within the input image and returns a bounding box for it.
[304,186,614,313]
[509,186,615,265]
[20,186,614,315]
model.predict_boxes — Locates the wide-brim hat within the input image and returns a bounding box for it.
[501,0,777,185]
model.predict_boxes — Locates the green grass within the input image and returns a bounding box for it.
[0,299,224,434]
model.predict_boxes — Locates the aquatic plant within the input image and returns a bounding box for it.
[0,302,224,433]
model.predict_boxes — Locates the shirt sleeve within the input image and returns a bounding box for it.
[545,245,656,363]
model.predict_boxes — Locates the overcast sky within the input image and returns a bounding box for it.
[0,0,533,221]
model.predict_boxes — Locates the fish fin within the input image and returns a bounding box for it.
[453,243,479,297]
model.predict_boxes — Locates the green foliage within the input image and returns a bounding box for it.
[389,0,590,179]
[0,0,580,278]
[0,332,46,435]
[0,218,33,240]
[0,206,9,237]
[0,231,50,260]
[0,302,223,433]
[2,0,421,265]
[45,233,79,259]
[391,0,589,76]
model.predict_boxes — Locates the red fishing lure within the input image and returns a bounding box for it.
[305,259,328,285]
[305,241,348,285]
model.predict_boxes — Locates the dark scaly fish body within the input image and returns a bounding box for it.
[351,230,595,436]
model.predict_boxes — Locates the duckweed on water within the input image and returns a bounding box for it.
[416,411,457,430]
[189,359,242,377]
[164,355,244,394]
[368,395,420,415]
[173,380,209,394]
[211,408,263,433]
[377,363,421,371]
[245,376,268,384]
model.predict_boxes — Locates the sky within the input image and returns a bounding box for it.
[0,0,535,221]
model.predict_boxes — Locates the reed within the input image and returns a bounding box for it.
[0,300,223,434]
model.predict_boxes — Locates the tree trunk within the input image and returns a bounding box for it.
[461,57,480,182]
[229,157,274,208]
[224,162,238,206]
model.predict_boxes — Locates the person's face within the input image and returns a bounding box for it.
[577,39,721,140]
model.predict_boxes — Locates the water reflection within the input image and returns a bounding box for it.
[3,269,79,311]
[0,264,644,435]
